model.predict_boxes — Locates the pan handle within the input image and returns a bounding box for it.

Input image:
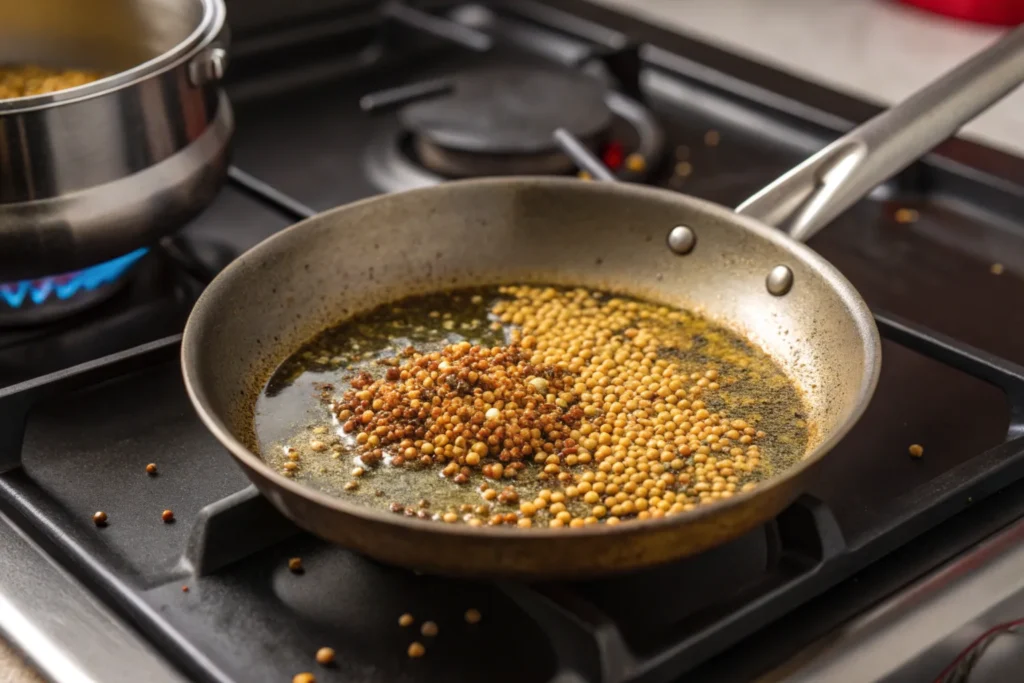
[735,24,1024,243]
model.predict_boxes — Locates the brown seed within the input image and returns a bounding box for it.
[92,511,108,526]
[909,444,924,458]
[181,585,189,593]
[407,642,426,658]
[464,608,482,624]
[288,557,304,573]
[161,509,175,523]
[894,208,919,224]
[315,647,335,666]
[293,674,316,683]
[398,613,414,627]
[420,621,438,637]
[145,463,157,475]
[991,263,1005,275]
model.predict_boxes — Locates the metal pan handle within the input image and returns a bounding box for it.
[735,24,1024,243]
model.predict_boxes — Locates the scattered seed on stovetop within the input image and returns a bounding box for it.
[288,557,304,573]
[407,642,426,658]
[344,481,359,491]
[991,263,1005,275]
[399,613,414,627]
[909,444,924,458]
[92,511,108,526]
[293,673,316,683]
[181,585,189,592]
[315,647,335,666]
[704,129,720,146]
[464,608,481,624]
[894,207,919,224]
[420,621,438,637]
[145,463,157,475]
[161,509,175,523]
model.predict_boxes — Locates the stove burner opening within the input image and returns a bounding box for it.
[0,248,149,326]
[364,65,665,192]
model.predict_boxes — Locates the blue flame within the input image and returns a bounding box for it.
[0,248,149,309]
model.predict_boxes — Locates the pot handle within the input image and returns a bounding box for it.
[735,24,1024,243]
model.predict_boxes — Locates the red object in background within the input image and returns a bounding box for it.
[900,0,1024,25]
[602,140,625,170]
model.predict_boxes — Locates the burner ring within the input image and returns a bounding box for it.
[0,248,148,327]
[365,91,665,193]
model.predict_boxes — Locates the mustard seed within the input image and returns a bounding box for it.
[315,647,335,666]
[407,642,426,658]
[398,613,414,627]
[145,463,157,475]
[92,511,108,526]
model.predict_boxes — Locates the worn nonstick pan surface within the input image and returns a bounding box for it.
[182,27,1024,578]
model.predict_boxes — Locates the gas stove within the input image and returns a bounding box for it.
[3,2,1024,682]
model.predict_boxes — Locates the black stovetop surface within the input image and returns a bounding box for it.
[2,2,1024,682]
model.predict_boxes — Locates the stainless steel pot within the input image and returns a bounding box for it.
[0,0,232,288]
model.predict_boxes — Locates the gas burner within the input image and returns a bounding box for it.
[0,248,149,327]
[365,66,664,192]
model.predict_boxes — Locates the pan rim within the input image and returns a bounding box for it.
[182,176,881,544]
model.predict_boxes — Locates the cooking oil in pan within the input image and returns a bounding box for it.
[255,285,809,528]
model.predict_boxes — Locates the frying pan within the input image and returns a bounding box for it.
[182,27,1024,578]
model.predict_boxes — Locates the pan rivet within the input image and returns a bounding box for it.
[667,226,696,255]
[766,265,794,296]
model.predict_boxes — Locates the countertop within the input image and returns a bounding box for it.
[592,0,1024,155]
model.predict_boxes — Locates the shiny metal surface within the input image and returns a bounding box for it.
[0,511,189,683]
[0,93,233,281]
[181,176,881,578]
[760,515,1024,683]
[737,24,1024,242]
[766,265,794,296]
[0,0,231,282]
[666,225,696,255]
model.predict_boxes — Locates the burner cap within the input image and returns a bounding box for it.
[400,66,613,176]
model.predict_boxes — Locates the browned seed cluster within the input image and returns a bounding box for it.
[334,343,582,479]
[333,286,775,527]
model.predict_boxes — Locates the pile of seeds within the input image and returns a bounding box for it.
[333,343,580,477]
[304,285,802,528]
